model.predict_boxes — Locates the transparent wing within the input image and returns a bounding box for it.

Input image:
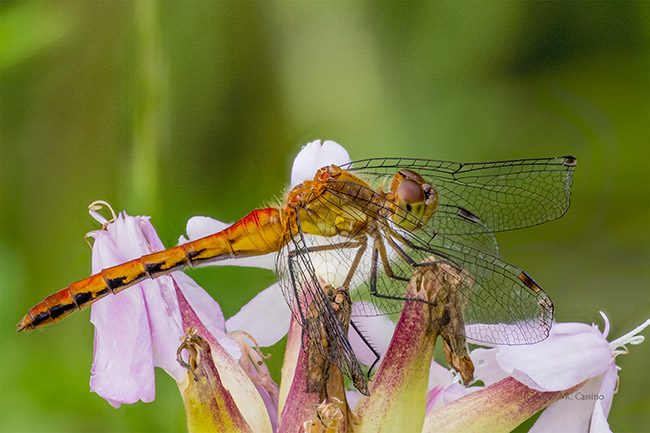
[316,179,554,345]
[340,156,577,235]
[274,210,368,394]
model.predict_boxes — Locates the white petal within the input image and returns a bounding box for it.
[290,139,351,188]
[184,215,231,241]
[348,301,395,366]
[225,283,291,347]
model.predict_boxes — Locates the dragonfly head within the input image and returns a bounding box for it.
[389,169,438,230]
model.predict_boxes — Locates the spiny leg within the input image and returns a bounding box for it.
[350,319,381,380]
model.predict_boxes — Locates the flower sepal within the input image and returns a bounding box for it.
[177,328,256,433]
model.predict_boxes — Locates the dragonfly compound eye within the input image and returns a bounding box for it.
[391,178,432,230]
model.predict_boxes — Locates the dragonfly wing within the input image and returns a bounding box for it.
[311,180,554,345]
[393,225,554,345]
[274,214,369,395]
[342,156,577,234]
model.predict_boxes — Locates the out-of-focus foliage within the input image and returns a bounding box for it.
[1,2,647,432]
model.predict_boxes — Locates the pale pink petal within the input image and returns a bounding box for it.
[590,363,617,433]
[426,361,474,413]
[441,383,470,405]
[89,223,157,406]
[173,271,226,331]
[426,386,444,413]
[471,347,509,386]
[88,212,239,406]
[349,301,395,366]
[180,215,275,270]
[529,375,604,433]
[427,360,455,391]
[495,322,611,391]
[590,406,613,433]
[90,287,155,407]
[346,390,362,409]
[226,283,291,347]
[290,139,351,188]
[138,276,186,383]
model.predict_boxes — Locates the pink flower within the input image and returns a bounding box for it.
[86,203,276,432]
[86,139,352,428]
[47,140,649,432]
[86,203,240,407]
[425,313,649,433]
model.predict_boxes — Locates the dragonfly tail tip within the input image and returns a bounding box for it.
[16,316,32,333]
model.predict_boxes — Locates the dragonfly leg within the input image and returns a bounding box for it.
[286,240,364,257]
[350,319,380,380]
[387,228,463,270]
[286,253,308,351]
[342,239,367,288]
[369,239,435,305]
[375,238,409,282]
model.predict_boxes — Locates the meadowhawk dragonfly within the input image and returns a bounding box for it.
[18,155,577,396]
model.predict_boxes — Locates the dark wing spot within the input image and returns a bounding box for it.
[518,271,541,293]
[456,207,482,224]
[563,156,578,167]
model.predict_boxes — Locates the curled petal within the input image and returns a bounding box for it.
[231,332,280,433]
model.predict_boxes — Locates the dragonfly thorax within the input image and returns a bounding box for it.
[285,165,376,238]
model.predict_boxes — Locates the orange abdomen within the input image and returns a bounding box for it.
[17,207,285,332]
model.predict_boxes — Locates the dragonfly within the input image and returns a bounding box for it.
[18,155,577,396]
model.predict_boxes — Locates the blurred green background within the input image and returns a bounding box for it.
[1,2,648,432]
